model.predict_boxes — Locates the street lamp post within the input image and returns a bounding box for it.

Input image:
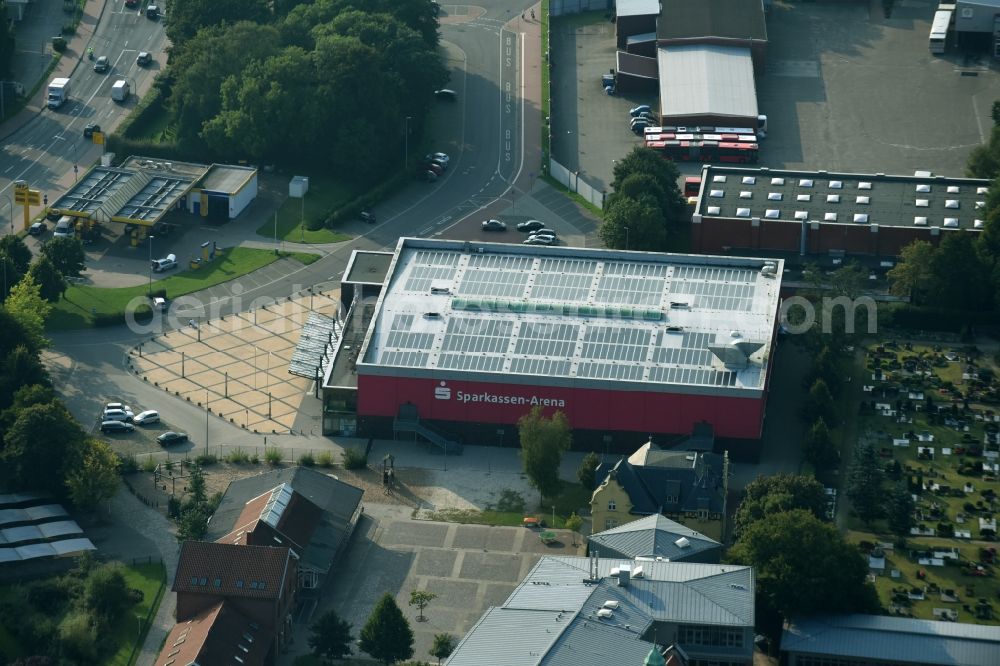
[2,195,12,235]
[624,226,630,251]
[147,235,154,294]
[205,389,209,456]
[253,346,258,391]
[404,116,412,168]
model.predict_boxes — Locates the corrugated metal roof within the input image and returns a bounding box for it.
[783,614,1000,666]
[589,514,721,561]
[447,607,568,666]
[658,45,757,120]
[541,616,655,666]
[0,492,47,508]
[617,0,660,17]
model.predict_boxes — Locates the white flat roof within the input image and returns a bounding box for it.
[358,239,783,394]
[658,45,758,120]
[617,0,660,17]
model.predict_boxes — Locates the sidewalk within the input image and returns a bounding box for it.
[1,0,109,141]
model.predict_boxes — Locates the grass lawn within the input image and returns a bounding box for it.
[256,172,358,244]
[427,481,591,529]
[107,562,167,666]
[48,247,312,329]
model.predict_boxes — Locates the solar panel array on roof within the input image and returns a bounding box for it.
[290,312,340,378]
[362,239,782,393]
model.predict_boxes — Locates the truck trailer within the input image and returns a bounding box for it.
[47,78,70,109]
[111,80,130,102]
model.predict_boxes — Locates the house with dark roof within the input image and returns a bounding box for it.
[447,556,755,666]
[588,514,722,563]
[157,541,298,666]
[590,435,729,542]
[206,466,363,590]
[782,614,1000,666]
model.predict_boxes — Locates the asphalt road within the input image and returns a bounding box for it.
[0,5,168,222]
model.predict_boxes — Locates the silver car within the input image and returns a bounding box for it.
[102,408,134,422]
[133,410,160,425]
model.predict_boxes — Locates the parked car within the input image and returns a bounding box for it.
[523,236,555,246]
[157,431,188,446]
[83,123,100,138]
[101,420,135,434]
[151,297,167,312]
[420,170,438,183]
[517,220,544,232]
[629,104,651,117]
[422,161,444,176]
[151,254,177,272]
[105,402,131,412]
[529,228,557,238]
[360,211,376,224]
[133,410,160,425]
[136,51,152,66]
[482,219,506,231]
[28,221,46,236]
[102,408,134,422]
[528,233,557,244]
[434,88,456,100]
[146,4,160,19]
[125,0,138,7]
[93,56,110,73]
[429,152,450,168]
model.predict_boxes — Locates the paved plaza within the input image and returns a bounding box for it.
[129,289,340,434]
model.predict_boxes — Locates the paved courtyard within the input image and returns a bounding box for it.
[285,504,584,664]
[129,289,340,433]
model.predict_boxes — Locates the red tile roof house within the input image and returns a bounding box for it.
[155,467,363,665]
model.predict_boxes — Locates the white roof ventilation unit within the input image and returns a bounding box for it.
[597,608,614,619]
[602,600,620,610]
[675,536,691,549]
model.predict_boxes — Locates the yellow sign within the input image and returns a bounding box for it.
[93,131,105,145]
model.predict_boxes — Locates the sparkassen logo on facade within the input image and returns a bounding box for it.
[432,381,565,407]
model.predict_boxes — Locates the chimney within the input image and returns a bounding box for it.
[617,566,630,587]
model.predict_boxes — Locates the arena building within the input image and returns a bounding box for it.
[321,238,784,457]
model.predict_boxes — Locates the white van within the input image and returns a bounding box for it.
[53,216,75,238]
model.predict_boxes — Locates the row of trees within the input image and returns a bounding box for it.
[153,0,446,181]
[308,591,455,664]
[599,147,688,251]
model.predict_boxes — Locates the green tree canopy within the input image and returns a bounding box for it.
[846,442,885,525]
[928,231,992,310]
[166,0,271,49]
[1,401,85,497]
[84,564,132,621]
[565,512,583,546]
[430,633,456,665]
[308,608,353,662]
[0,252,22,303]
[66,440,121,510]
[733,474,828,540]
[518,407,572,501]
[599,194,666,251]
[360,592,414,665]
[28,255,67,303]
[728,509,881,619]
[887,240,938,304]
[4,274,50,349]
[577,452,600,489]
[0,346,50,412]
[803,378,838,426]
[0,235,32,275]
[409,589,437,622]
[40,236,85,278]
[887,479,916,537]
[804,417,839,470]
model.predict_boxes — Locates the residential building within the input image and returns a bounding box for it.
[205,466,363,590]
[588,514,722,563]
[590,435,729,542]
[447,555,755,666]
[782,614,1000,666]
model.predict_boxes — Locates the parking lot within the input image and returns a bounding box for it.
[552,0,1000,194]
[292,504,583,662]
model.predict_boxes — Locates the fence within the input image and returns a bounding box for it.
[550,0,608,16]
[126,571,167,666]
[125,443,346,467]
[549,158,606,208]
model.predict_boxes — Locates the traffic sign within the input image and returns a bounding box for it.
[27,190,41,205]
[93,131,105,145]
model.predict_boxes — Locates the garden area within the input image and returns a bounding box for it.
[0,557,166,665]
[255,172,358,244]
[847,339,1000,623]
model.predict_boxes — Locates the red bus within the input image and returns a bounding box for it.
[645,139,758,164]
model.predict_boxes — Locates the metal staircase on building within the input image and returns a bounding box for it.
[393,416,463,455]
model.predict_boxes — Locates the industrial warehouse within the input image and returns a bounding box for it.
[320,238,784,457]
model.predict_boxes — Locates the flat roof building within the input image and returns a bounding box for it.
[692,165,991,260]
[323,238,783,455]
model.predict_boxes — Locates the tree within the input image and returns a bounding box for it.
[308,609,353,662]
[928,231,992,310]
[1,401,86,497]
[728,509,881,619]
[40,236,86,278]
[0,235,32,274]
[518,407,572,501]
[804,418,839,470]
[803,378,838,426]
[429,633,456,665]
[846,441,885,525]
[887,479,916,537]
[409,589,437,622]
[66,440,121,510]
[733,474,829,540]
[565,512,583,546]
[577,452,600,489]
[599,194,666,251]
[4,273,51,349]
[58,610,98,662]
[610,145,685,222]
[359,592,414,665]
[0,252,22,302]
[84,564,133,620]
[28,255,67,302]
[177,504,211,542]
[165,0,270,48]
[967,125,1000,179]
[887,240,937,304]
[0,345,51,411]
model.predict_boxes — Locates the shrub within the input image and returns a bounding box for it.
[250,452,260,464]
[26,579,70,615]
[342,447,367,470]
[140,458,158,473]
[167,496,181,518]
[316,450,334,468]
[265,447,282,465]
[225,448,250,464]
[299,453,316,467]
[194,453,217,466]
[118,454,139,474]
[58,610,97,661]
